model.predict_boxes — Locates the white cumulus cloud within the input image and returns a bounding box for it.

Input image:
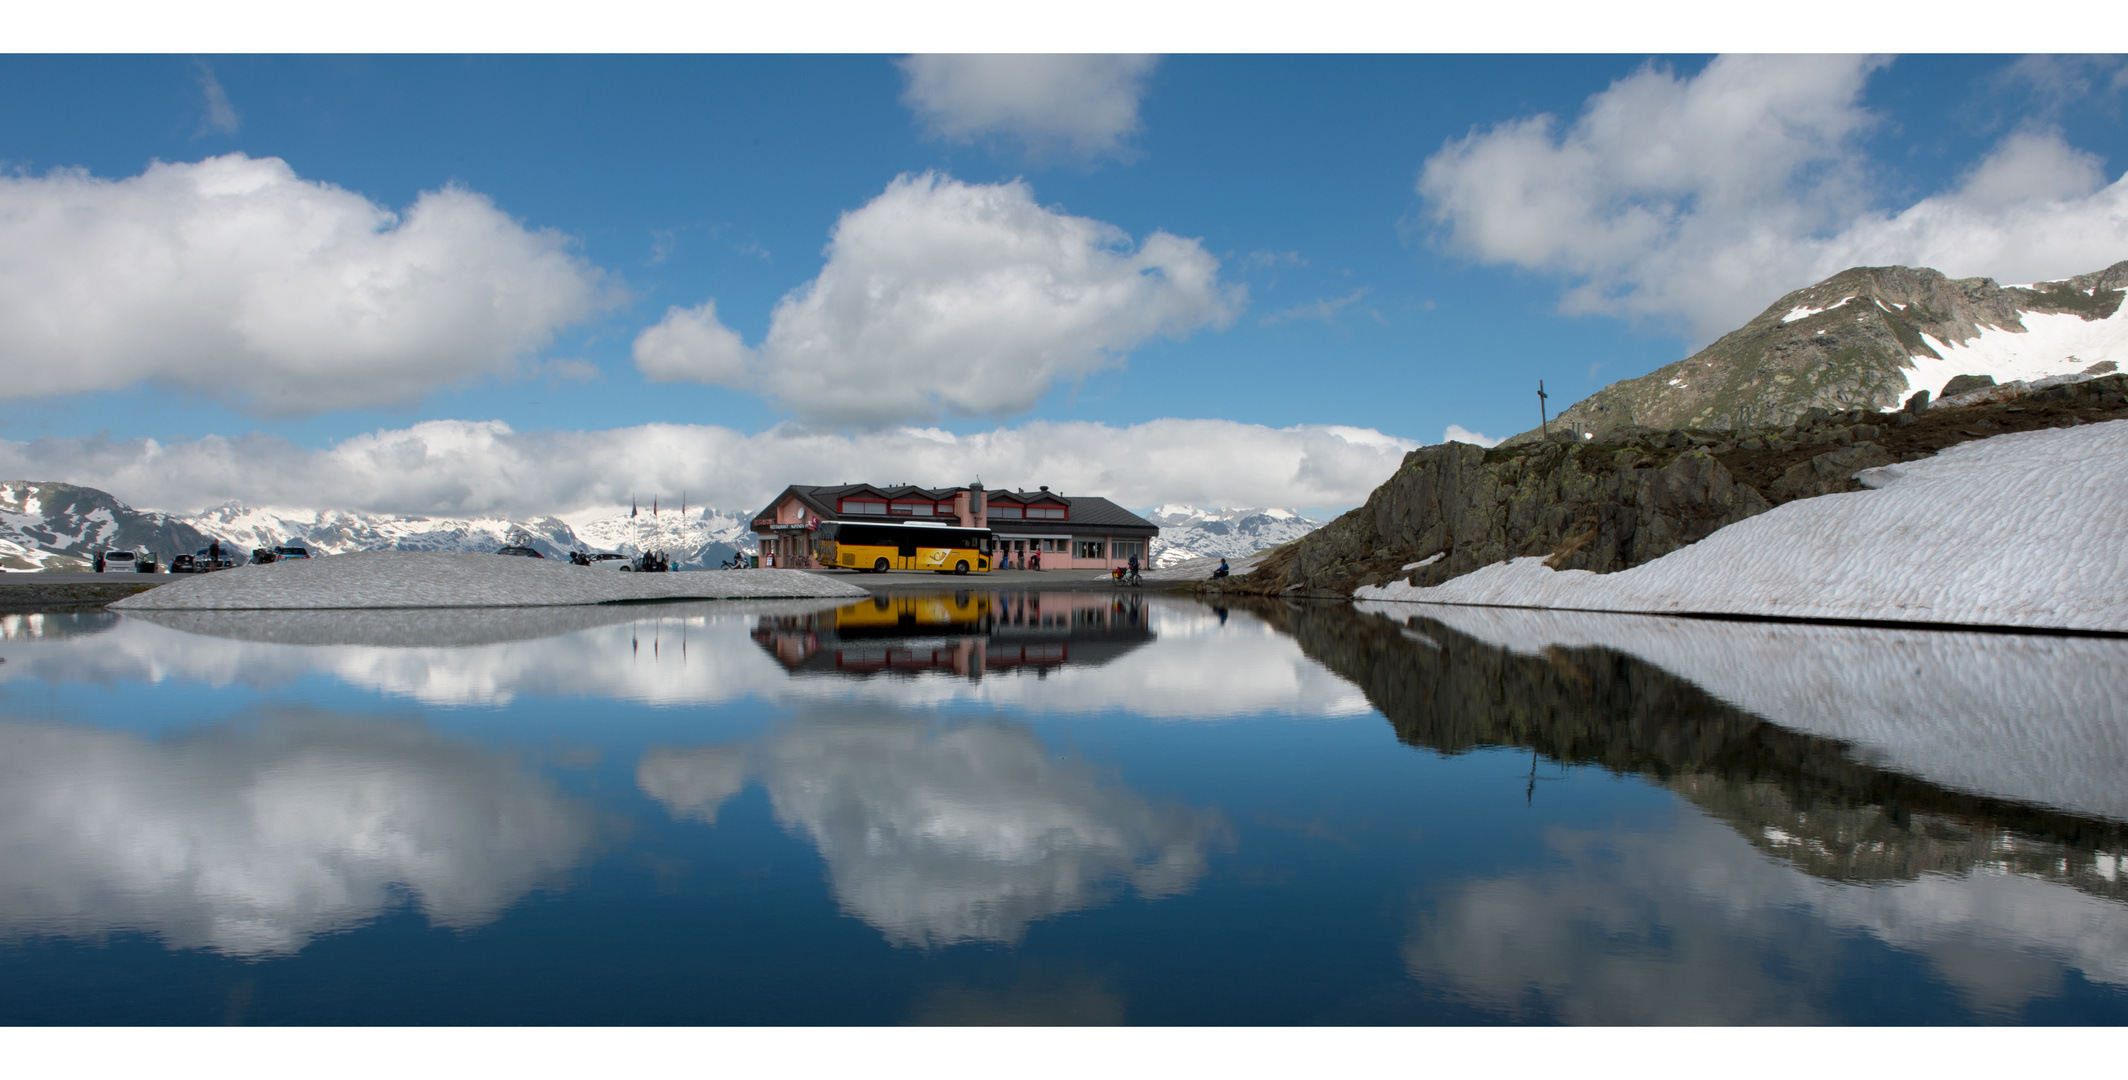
[898,54,1158,165]
[0,154,610,415]
[633,299,751,384]
[1442,424,1501,447]
[0,416,1417,519]
[1417,55,2128,344]
[633,172,1241,426]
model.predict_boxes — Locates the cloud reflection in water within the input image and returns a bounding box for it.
[640,708,1228,948]
[0,709,597,958]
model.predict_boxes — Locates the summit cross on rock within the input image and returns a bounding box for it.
[1538,380,1550,439]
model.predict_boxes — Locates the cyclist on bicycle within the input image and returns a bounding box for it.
[1126,552,1141,586]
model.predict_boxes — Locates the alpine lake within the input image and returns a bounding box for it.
[1,585,2124,1026]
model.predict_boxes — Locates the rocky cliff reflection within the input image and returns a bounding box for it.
[638,708,1228,948]
[1401,807,2128,1022]
[1257,597,2128,1019]
[0,708,597,958]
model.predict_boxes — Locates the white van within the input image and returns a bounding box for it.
[97,550,137,573]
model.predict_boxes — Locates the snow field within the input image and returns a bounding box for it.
[111,550,868,610]
[1355,420,2128,631]
[1905,305,2127,400]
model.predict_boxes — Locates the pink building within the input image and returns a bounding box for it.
[749,482,1159,571]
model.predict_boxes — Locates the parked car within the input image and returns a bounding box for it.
[273,545,311,560]
[497,545,545,559]
[251,548,276,565]
[96,550,136,573]
[192,548,236,572]
[170,554,196,573]
[583,552,633,570]
[136,554,159,573]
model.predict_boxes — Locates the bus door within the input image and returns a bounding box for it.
[898,538,917,570]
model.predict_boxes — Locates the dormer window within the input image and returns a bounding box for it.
[1026,504,1066,520]
[890,500,933,515]
[988,504,1022,519]
[839,498,887,515]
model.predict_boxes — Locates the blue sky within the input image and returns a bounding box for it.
[3,50,2127,519]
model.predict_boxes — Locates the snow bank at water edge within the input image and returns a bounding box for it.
[1356,603,2128,823]
[1355,420,2128,631]
[111,551,868,610]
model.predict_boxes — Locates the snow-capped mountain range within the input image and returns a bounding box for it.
[0,484,765,572]
[0,482,218,571]
[3,482,1316,574]
[570,507,756,568]
[1143,505,1323,568]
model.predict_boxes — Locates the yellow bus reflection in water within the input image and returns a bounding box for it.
[753,591,1152,678]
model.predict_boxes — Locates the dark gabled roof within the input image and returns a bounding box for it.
[751,484,1156,535]
[1052,496,1156,532]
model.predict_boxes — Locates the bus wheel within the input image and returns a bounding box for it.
[954,561,969,575]
[873,558,890,573]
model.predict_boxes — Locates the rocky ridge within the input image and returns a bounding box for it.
[1221,373,2128,599]
[1517,261,2128,442]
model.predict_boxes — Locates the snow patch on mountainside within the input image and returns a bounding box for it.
[1355,420,2128,631]
[1906,304,2128,400]
[1144,505,1321,568]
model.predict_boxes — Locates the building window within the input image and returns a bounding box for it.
[1111,540,1143,562]
[840,499,886,515]
[1076,540,1105,560]
[988,504,1023,519]
[890,501,932,515]
[936,503,957,515]
[1026,505,1066,519]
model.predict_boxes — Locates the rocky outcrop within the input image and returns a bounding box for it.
[1224,373,2128,598]
[1512,260,2128,442]
[1225,437,1770,599]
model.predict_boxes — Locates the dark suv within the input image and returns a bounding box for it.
[497,545,545,559]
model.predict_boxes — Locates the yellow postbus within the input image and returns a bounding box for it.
[811,521,994,574]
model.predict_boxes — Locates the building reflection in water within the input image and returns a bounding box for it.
[751,591,1155,680]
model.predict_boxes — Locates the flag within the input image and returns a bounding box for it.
[631,500,637,518]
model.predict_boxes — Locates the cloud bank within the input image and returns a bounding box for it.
[1418,54,2128,343]
[0,154,609,415]
[635,172,1240,426]
[898,54,1158,165]
[0,415,1413,519]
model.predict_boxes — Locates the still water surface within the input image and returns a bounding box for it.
[0,590,2123,1024]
